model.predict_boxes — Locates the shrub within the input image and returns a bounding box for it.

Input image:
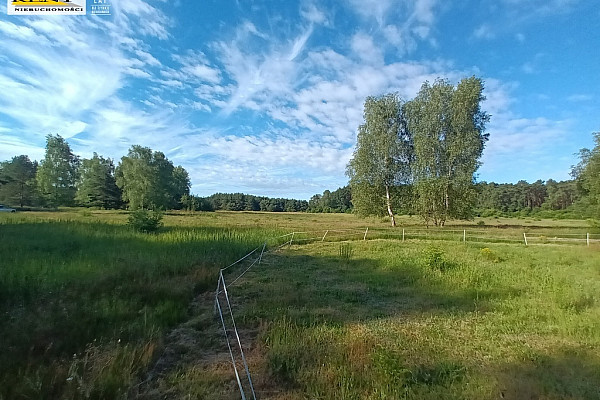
[421,246,448,271]
[480,247,500,262]
[476,220,485,226]
[128,209,163,233]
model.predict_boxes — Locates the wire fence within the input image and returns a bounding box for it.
[214,226,599,399]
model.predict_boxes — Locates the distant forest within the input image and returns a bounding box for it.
[304,180,591,219]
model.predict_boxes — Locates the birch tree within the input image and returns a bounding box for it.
[405,77,489,226]
[346,93,413,226]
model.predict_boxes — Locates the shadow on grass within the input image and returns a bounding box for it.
[497,346,600,399]
[232,250,519,325]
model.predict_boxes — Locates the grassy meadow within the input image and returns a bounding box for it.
[0,210,599,399]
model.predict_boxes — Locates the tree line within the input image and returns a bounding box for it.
[0,135,190,210]
[304,178,594,219]
[180,193,309,212]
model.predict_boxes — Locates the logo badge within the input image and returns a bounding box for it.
[90,0,110,15]
[8,0,87,15]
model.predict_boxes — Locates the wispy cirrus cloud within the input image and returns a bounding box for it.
[0,1,173,161]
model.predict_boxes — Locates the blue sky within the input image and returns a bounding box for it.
[0,0,598,199]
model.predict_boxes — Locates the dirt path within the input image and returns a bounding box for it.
[132,291,247,399]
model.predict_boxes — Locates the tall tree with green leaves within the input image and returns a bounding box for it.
[115,145,190,210]
[36,134,79,207]
[405,77,489,226]
[116,146,154,210]
[171,165,191,209]
[346,93,413,226]
[0,155,38,207]
[76,153,122,208]
[574,131,600,218]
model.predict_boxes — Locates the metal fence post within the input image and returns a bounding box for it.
[363,227,368,241]
[214,270,222,315]
[523,232,528,246]
[258,242,266,264]
[463,229,466,242]
[587,233,590,246]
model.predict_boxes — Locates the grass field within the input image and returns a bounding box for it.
[1,210,599,399]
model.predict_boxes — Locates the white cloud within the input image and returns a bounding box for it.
[567,94,593,102]
[0,20,37,40]
[0,135,45,162]
[473,24,495,40]
[347,0,394,27]
[346,0,439,55]
[0,1,177,163]
[521,62,535,74]
[501,0,579,17]
[112,0,171,40]
[351,32,384,65]
[480,117,574,182]
[135,49,162,67]
[413,0,437,25]
[300,2,329,26]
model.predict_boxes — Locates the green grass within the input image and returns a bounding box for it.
[0,210,599,399]
[220,240,600,399]
[0,212,283,399]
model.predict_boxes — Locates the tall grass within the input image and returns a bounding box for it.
[0,212,282,399]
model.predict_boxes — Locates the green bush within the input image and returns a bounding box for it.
[127,209,163,233]
[421,245,448,271]
[476,220,485,226]
[480,247,500,262]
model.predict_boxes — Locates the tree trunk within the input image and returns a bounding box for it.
[385,185,396,227]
